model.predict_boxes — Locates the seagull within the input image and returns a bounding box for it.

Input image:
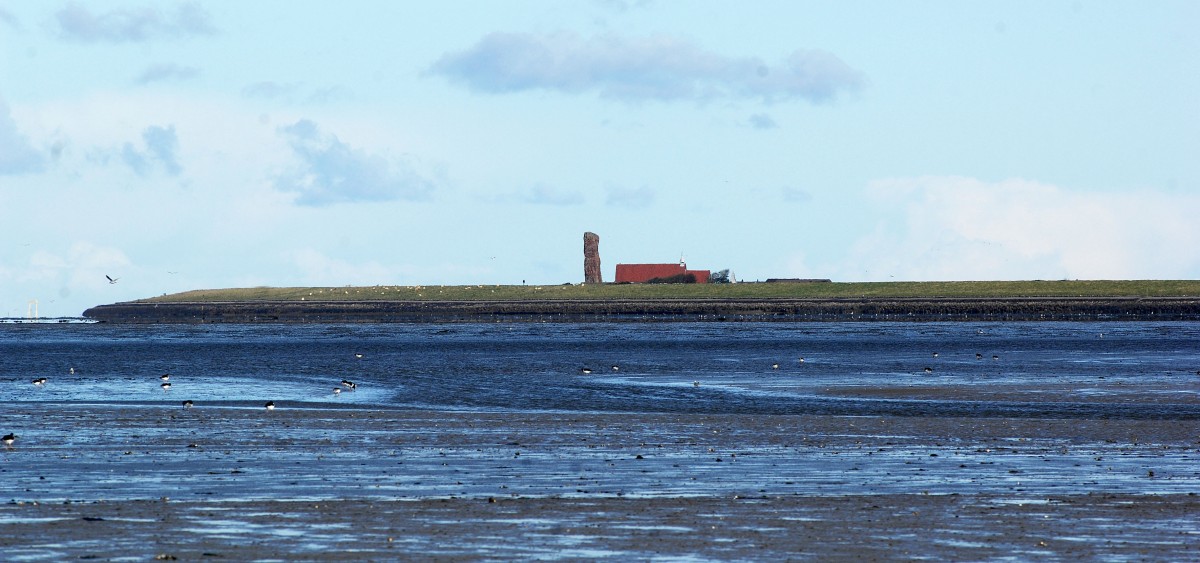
[265,401,275,411]
[611,365,619,372]
[106,275,119,284]
[182,400,194,409]
[771,363,779,370]
[2,433,14,447]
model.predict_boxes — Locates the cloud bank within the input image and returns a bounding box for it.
[56,1,216,43]
[274,119,435,206]
[849,176,1200,281]
[429,32,863,104]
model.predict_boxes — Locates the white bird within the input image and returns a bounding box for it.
[106,275,119,284]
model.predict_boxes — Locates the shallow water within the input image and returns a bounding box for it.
[3,321,1199,415]
[2,321,1199,559]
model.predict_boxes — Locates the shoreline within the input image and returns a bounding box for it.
[82,296,1200,323]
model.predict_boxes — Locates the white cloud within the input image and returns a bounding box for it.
[274,119,435,206]
[593,0,653,12]
[14,241,132,296]
[605,185,654,208]
[520,184,585,206]
[781,187,812,203]
[56,1,216,43]
[135,63,201,85]
[840,176,1200,281]
[0,6,20,29]
[289,248,398,286]
[429,32,863,104]
[0,97,45,174]
[121,124,182,176]
[748,113,777,129]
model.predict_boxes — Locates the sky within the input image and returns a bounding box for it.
[1,1,1198,317]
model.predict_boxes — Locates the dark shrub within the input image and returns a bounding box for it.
[647,273,697,284]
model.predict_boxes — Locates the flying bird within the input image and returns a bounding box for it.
[106,275,119,284]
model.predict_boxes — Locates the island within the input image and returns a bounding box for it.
[82,280,1200,323]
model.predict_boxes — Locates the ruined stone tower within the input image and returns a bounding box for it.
[583,232,602,284]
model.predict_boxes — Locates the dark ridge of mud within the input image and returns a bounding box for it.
[82,297,1200,323]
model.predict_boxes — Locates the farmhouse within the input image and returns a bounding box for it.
[615,261,710,284]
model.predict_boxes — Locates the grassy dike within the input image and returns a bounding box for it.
[137,280,1200,303]
[81,280,1200,323]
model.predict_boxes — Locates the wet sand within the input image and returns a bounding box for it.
[3,405,1198,559]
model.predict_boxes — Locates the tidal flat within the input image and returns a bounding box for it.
[2,321,1198,559]
[2,408,1198,560]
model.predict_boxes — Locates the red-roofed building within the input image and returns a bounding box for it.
[615,262,710,284]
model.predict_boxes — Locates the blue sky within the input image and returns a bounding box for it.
[2,1,1198,317]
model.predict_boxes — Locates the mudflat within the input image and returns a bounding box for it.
[3,406,1197,560]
